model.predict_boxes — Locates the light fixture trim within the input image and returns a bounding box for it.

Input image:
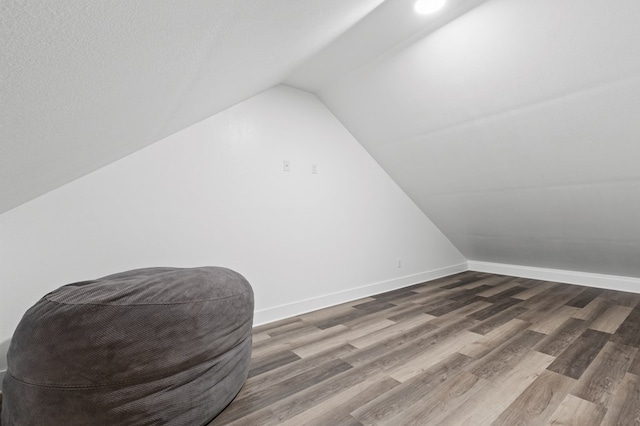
[414,0,447,15]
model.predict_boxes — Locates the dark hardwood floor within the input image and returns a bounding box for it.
[210,271,640,425]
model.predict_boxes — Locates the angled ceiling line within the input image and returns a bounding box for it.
[364,72,640,150]
[310,0,489,94]
[422,177,640,198]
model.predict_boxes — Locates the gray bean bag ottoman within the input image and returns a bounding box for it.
[1,266,253,426]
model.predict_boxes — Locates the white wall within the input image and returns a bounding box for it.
[317,0,640,279]
[0,85,465,341]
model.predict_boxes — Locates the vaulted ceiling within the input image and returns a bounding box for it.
[2,0,639,277]
[0,0,385,212]
[310,0,640,277]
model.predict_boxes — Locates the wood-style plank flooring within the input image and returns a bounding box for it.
[210,271,640,425]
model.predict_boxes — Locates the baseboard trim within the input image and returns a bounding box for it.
[253,262,468,326]
[468,260,640,293]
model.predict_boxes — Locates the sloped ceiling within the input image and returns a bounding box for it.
[305,0,640,277]
[3,0,640,278]
[0,0,384,213]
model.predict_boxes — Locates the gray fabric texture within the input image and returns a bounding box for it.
[1,266,253,426]
[0,339,10,372]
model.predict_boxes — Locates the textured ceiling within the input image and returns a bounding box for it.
[316,0,640,277]
[0,0,383,213]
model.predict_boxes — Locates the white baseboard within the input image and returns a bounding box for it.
[254,260,640,327]
[468,260,640,294]
[253,262,468,326]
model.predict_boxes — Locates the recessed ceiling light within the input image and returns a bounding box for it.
[414,0,447,15]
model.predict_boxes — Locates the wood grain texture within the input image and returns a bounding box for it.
[247,349,300,378]
[589,304,633,334]
[534,318,588,357]
[512,280,555,300]
[548,394,607,426]
[240,344,357,401]
[627,347,640,376]
[599,289,640,308]
[210,272,640,425]
[546,329,610,379]
[518,284,584,322]
[388,330,478,382]
[436,350,556,425]
[211,359,352,424]
[600,373,640,426]
[572,341,636,407]
[469,305,528,335]
[572,297,612,321]
[492,370,575,426]
[610,305,640,348]
[470,330,545,381]
[351,352,472,425]
[565,287,603,308]
[460,318,531,358]
[528,305,578,335]
[384,371,487,425]
[280,377,399,426]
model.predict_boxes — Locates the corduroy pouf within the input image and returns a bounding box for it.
[1,266,253,426]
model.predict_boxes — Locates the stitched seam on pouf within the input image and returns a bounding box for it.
[42,293,245,306]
